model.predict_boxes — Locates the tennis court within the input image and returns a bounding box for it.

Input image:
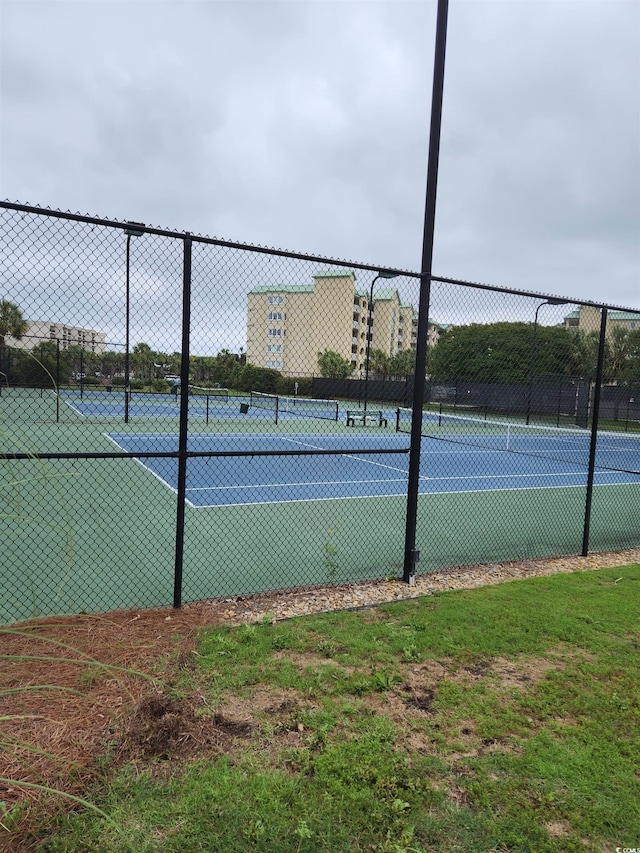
[106,426,639,508]
[55,388,344,423]
[3,387,639,624]
[58,388,247,420]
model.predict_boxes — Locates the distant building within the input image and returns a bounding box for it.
[4,320,106,354]
[246,270,444,377]
[564,306,639,336]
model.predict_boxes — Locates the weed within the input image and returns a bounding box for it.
[372,670,402,692]
[401,644,421,663]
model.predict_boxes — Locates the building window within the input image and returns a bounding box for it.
[268,311,283,320]
[266,360,282,369]
[268,296,283,304]
[267,344,282,352]
[268,328,282,337]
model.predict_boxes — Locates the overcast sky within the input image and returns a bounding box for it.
[1,0,639,351]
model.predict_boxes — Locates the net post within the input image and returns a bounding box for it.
[206,394,209,424]
[275,395,279,426]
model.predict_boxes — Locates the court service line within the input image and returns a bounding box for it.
[281,437,411,476]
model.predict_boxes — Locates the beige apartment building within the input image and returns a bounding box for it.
[564,306,640,337]
[5,320,106,353]
[246,270,443,377]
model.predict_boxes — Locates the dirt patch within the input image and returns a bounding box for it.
[116,691,252,762]
[544,819,572,838]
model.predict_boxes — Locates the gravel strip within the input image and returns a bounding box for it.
[194,548,640,625]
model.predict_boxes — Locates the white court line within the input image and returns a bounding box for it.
[189,480,637,509]
[185,477,408,492]
[184,466,622,494]
[61,401,88,418]
[104,432,638,508]
[104,433,181,498]
[281,436,410,475]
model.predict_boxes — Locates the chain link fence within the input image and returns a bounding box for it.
[1,201,639,623]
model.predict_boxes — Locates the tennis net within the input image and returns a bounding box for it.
[187,385,229,402]
[250,391,339,422]
[395,407,640,476]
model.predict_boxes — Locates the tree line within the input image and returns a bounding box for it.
[2,299,638,391]
[318,321,640,386]
[427,322,640,385]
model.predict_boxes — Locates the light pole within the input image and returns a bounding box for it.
[526,298,568,425]
[124,222,145,423]
[364,271,399,413]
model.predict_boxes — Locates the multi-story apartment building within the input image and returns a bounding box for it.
[246,270,443,377]
[564,306,639,337]
[4,320,106,353]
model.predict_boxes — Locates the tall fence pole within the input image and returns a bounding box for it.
[173,235,193,609]
[581,308,608,556]
[403,0,449,584]
[56,338,60,423]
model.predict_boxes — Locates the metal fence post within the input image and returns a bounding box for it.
[56,338,60,423]
[173,235,193,609]
[403,0,449,585]
[581,308,607,556]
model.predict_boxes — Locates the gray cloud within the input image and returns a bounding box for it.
[1,0,638,347]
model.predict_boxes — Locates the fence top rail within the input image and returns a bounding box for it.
[0,200,413,281]
[2,199,639,316]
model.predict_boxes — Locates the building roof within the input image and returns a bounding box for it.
[609,310,640,320]
[248,284,314,295]
[373,288,400,302]
[313,269,356,279]
[564,307,639,322]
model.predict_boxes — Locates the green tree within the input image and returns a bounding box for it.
[100,350,123,380]
[389,349,416,379]
[132,342,155,380]
[318,349,351,379]
[15,340,64,387]
[604,326,629,384]
[368,349,390,379]
[620,329,640,385]
[566,329,600,379]
[429,322,574,384]
[0,300,28,347]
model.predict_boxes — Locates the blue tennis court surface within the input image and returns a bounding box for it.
[106,432,639,508]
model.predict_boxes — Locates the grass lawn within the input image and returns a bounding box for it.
[4,564,640,852]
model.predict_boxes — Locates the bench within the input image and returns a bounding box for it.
[346,409,388,428]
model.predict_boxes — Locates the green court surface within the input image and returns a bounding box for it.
[1,394,638,624]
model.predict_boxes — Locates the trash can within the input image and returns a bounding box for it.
[240,403,249,414]
[106,385,112,392]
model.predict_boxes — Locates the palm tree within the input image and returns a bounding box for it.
[0,300,28,347]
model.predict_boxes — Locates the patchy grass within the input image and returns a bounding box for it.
[7,565,640,852]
